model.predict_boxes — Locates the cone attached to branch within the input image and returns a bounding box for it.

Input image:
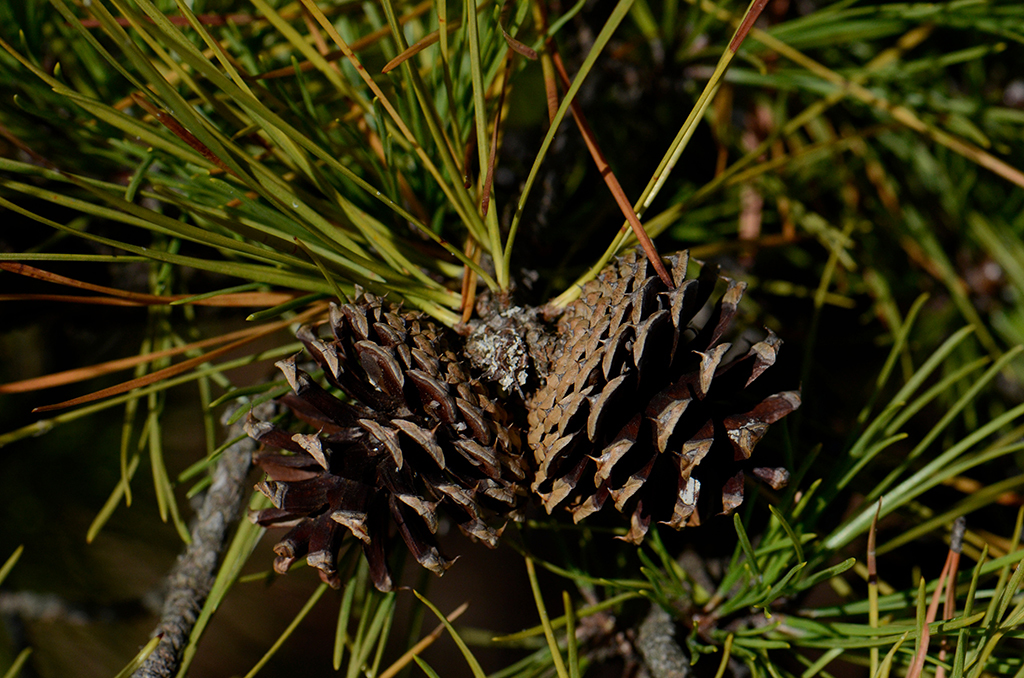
[527,250,800,543]
[247,289,525,591]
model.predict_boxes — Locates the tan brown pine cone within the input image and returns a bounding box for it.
[526,250,800,543]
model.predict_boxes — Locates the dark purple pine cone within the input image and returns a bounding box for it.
[526,250,800,543]
[246,290,525,591]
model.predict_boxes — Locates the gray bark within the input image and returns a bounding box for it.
[636,604,690,678]
[131,411,256,678]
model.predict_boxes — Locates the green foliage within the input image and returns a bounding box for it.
[1,0,1024,676]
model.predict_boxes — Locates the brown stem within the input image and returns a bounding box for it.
[547,51,674,288]
[936,517,966,678]
[480,48,516,220]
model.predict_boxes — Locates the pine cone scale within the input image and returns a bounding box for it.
[389,419,446,468]
[587,373,631,441]
[355,340,406,396]
[648,395,691,454]
[406,370,459,424]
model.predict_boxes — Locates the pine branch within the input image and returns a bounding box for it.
[131,408,258,678]
[636,605,690,678]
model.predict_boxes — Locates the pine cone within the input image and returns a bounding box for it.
[246,290,525,591]
[527,250,800,543]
